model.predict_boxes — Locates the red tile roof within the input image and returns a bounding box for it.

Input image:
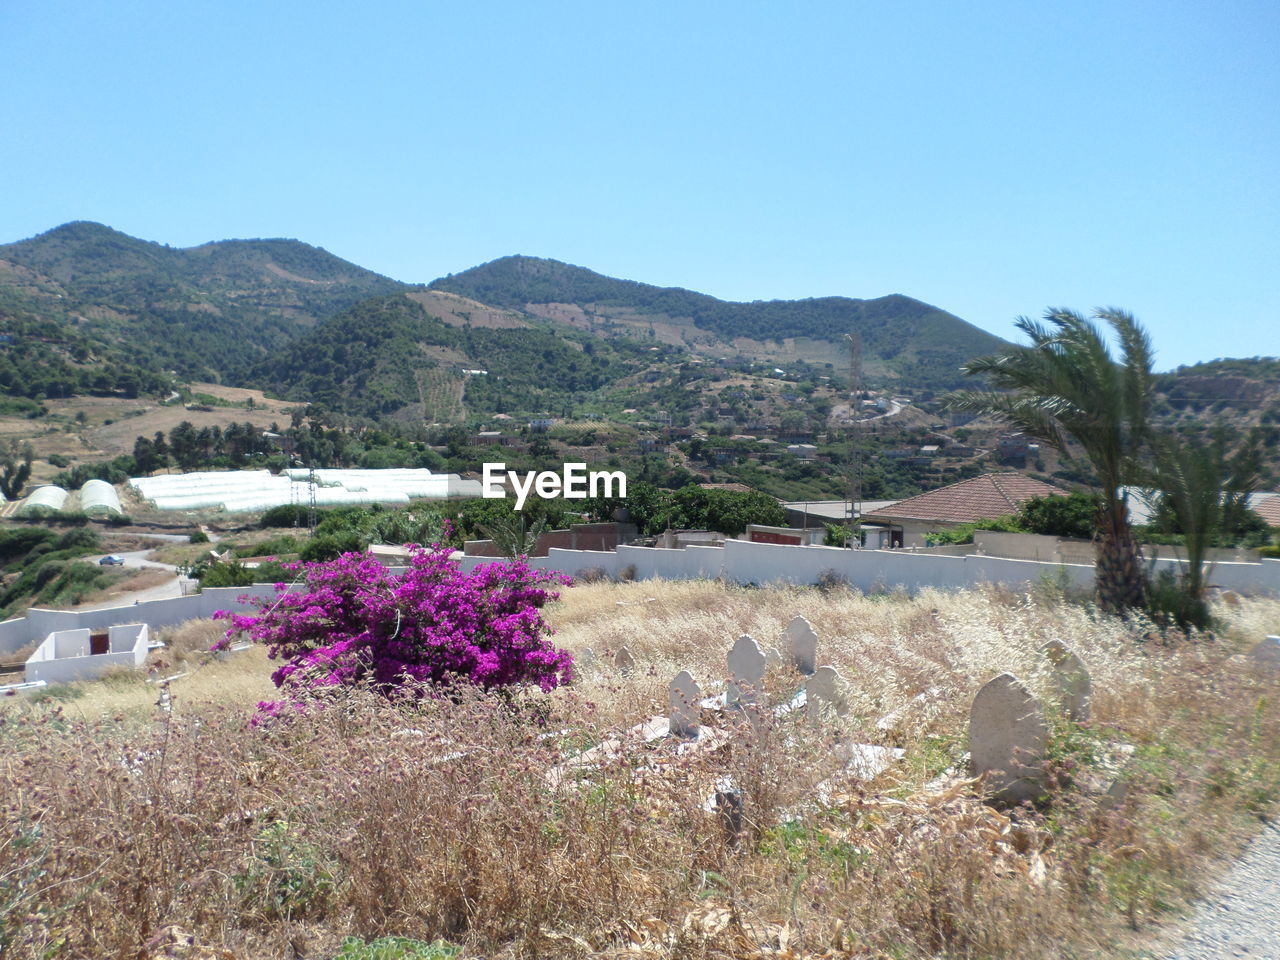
[864,473,1065,524]
[1255,495,1280,527]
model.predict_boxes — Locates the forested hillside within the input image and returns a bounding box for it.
[430,255,1009,390]
[0,221,403,384]
[250,294,664,420]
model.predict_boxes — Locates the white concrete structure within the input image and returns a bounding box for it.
[0,585,287,656]
[25,623,149,683]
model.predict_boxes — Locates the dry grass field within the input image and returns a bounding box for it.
[2,580,1279,959]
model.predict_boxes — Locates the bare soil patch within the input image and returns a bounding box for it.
[406,290,529,329]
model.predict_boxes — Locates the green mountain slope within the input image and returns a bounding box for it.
[250,293,664,421]
[0,222,404,384]
[429,255,1009,390]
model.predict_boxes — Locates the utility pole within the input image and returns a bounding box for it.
[845,333,863,542]
[307,462,318,535]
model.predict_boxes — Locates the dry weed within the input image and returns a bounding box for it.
[0,583,1277,959]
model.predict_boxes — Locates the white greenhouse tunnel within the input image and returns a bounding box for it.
[17,485,69,515]
[79,478,124,515]
[127,468,481,513]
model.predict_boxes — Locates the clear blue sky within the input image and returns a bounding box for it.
[2,1,1276,369]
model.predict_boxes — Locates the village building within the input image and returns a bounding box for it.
[862,473,1064,548]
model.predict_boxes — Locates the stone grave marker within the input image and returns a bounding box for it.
[784,615,819,675]
[577,647,597,675]
[764,645,782,668]
[969,672,1047,805]
[805,665,845,717]
[615,646,635,676]
[668,670,702,738]
[1249,636,1280,670]
[1040,639,1092,722]
[726,634,766,706]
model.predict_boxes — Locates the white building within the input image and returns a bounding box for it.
[25,623,149,684]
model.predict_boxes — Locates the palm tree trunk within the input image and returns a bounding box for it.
[1096,498,1146,615]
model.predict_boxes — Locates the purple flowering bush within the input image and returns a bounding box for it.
[215,545,573,717]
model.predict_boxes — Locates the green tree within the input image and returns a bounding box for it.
[477,512,547,560]
[0,442,33,500]
[948,308,1155,615]
[1018,492,1099,539]
[1145,429,1262,628]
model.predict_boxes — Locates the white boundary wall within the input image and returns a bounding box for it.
[2,546,1275,657]
[458,540,1279,598]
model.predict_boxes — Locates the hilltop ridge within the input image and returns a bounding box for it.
[430,254,1008,390]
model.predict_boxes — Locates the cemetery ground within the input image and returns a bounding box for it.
[3,580,1280,959]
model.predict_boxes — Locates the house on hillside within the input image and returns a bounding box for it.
[1251,494,1280,529]
[862,473,1064,548]
[997,433,1040,467]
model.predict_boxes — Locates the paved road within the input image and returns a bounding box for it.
[80,550,185,610]
[89,549,177,572]
[1160,822,1280,959]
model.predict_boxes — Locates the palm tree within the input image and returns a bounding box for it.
[478,512,548,560]
[1144,428,1262,628]
[947,308,1154,615]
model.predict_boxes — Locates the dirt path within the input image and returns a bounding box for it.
[1158,822,1280,959]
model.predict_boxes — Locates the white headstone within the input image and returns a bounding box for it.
[577,647,597,675]
[1040,639,1092,722]
[783,615,819,675]
[615,646,635,676]
[726,634,766,706]
[805,664,845,717]
[668,670,702,738]
[970,672,1047,805]
[1249,636,1280,670]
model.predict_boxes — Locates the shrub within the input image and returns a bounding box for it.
[190,529,210,544]
[299,531,366,563]
[215,546,573,716]
[199,562,258,588]
[1145,568,1213,632]
[333,938,459,960]
[1019,492,1099,539]
[823,523,851,547]
[816,568,850,592]
[260,503,322,528]
[926,515,1023,546]
[54,528,100,552]
[231,820,335,922]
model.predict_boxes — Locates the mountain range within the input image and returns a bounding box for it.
[2,221,1274,425]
